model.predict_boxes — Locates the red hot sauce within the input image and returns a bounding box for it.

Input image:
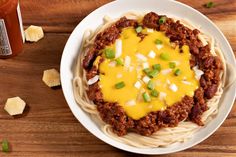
[0,0,24,58]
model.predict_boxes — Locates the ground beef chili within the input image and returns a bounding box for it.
[82,12,223,136]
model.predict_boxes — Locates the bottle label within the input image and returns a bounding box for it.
[0,19,12,56]
[17,2,25,43]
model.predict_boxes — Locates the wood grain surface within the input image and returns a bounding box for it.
[0,0,236,156]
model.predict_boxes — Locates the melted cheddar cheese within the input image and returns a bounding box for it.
[98,28,199,120]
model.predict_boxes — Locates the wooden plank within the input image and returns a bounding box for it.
[0,0,235,156]
[20,0,113,33]
[20,0,236,33]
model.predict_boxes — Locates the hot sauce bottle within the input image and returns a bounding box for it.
[0,0,24,58]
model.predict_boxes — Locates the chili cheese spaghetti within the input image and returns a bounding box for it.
[72,12,233,148]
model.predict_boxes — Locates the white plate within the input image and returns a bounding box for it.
[60,0,236,154]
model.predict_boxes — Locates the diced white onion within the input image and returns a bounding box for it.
[148,50,156,59]
[87,75,99,85]
[198,34,208,46]
[156,44,163,50]
[182,81,192,85]
[193,66,204,80]
[124,56,131,67]
[134,81,142,89]
[126,100,136,106]
[136,53,147,62]
[147,28,154,33]
[159,92,167,100]
[142,62,149,69]
[169,83,178,92]
[115,39,122,58]
[142,76,151,84]
[161,69,172,75]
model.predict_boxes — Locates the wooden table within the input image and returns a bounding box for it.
[0,0,235,156]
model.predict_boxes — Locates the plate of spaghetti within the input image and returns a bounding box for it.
[60,0,236,154]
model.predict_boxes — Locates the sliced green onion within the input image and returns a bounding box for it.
[169,62,176,69]
[2,139,9,152]
[147,80,155,90]
[152,64,161,71]
[142,92,151,102]
[205,2,214,8]
[151,89,159,97]
[174,69,181,76]
[135,26,143,33]
[159,16,167,24]
[104,48,115,59]
[115,81,125,89]
[143,68,151,74]
[148,70,159,78]
[160,53,170,61]
[155,39,163,45]
[115,58,123,66]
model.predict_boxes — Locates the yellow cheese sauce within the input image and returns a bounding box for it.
[98,27,199,120]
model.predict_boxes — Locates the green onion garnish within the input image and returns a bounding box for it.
[142,92,151,102]
[152,64,161,71]
[143,68,151,74]
[174,69,181,76]
[147,80,155,90]
[148,70,159,78]
[115,58,123,66]
[205,2,214,8]
[104,48,115,59]
[159,16,167,24]
[135,26,143,33]
[151,89,159,97]
[155,39,163,45]
[160,53,170,61]
[169,62,176,69]
[115,81,125,89]
[2,139,9,152]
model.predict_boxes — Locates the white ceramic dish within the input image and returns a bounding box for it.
[60,0,236,154]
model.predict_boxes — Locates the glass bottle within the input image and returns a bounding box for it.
[0,0,24,58]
